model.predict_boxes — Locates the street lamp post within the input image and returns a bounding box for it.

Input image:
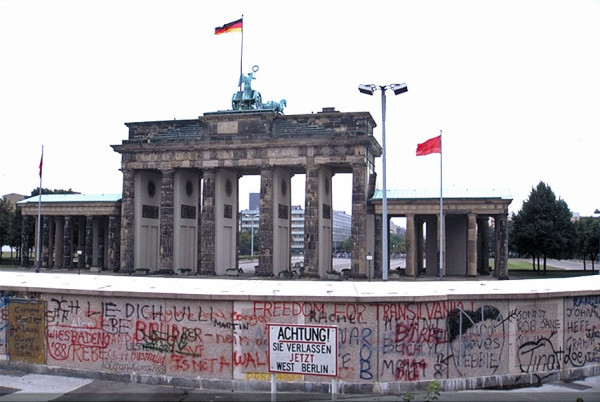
[250,213,256,263]
[358,83,408,281]
[244,212,258,263]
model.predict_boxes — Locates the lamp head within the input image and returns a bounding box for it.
[358,84,376,95]
[390,83,408,95]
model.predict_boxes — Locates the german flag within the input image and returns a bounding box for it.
[215,18,243,35]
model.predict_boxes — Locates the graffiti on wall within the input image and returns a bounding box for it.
[564,296,600,369]
[378,301,511,382]
[511,302,563,382]
[446,305,511,378]
[0,290,597,385]
[44,295,234,377]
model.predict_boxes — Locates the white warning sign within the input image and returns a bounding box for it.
[268,324,337,377]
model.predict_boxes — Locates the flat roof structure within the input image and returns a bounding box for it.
[18,193,122,216]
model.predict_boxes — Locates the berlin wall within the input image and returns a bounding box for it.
[0,273,599,394]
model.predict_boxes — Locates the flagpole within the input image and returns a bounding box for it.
[439,130,443,281]
[239,14,244,93]
[35,145,43,273]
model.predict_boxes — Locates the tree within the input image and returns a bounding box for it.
[574,217,599,271]
[339,237,352,253]
[0,197,13,263]
[9,206,23,259]
[238,230,259,257]
[509,182,575,275]
[30,187,77,197]
[390,233,406,255]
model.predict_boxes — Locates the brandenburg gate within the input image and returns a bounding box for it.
[112,107,380,278]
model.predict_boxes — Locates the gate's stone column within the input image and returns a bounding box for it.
[416,216,424,275]
[405,213,417,278]
[350,164,368,278]
[317,168,332,276]
[85,215,93,268]
[467,213,478,277]
[373,214,382,279]
[120,169,135,273]
[477,217,490,275]
[258,167,274,276]
[54,216,64,268]
[108,215,120,271]
[200,169,216,275]
[63,216,73,268]
[272,168,291,275]
[77,217,86,269]
[196,174,203,274]
[47,216,55,269]
[303,166,332,278]
[20,215,30,267]
[42,216,50,268]
[494,213,509,280]
[303,166,319,277]
[97,226,105,269]
[159,169,175,272]
[424,216,439,275]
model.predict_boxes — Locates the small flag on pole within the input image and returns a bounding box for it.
[39,149,44,178]
[416,135,441,156]
[215,18,243,35]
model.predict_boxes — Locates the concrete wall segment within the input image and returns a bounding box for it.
[1,274,600,393]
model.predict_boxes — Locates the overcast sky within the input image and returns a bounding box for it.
[1,0,599,218]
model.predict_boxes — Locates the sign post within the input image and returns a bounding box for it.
[268,324,338,400]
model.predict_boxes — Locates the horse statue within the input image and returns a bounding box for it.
[262,99,287,114]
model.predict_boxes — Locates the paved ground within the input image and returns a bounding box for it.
[1,369,600,401]
[2,257,596,280]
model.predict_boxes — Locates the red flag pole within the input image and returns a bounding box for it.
[439,131,443,280]
[35,145,43,273]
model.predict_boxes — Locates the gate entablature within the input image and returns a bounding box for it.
[120,109,378,145]
[117,110,380,175]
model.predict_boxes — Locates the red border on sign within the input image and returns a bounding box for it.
[268,323,338,378]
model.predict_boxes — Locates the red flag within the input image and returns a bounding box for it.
[416,135,441,156]
[215,18,243,35]
[39,152,43,178]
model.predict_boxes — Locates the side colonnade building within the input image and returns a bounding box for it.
[18,194,121,271]
[371,188,511,279]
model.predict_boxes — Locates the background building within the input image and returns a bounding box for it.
[240,203,352,256]
[248,192,259,211]
[332,210,352,253]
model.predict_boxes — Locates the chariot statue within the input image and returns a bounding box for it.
[231,65,286,114]
[232,65,262,110]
